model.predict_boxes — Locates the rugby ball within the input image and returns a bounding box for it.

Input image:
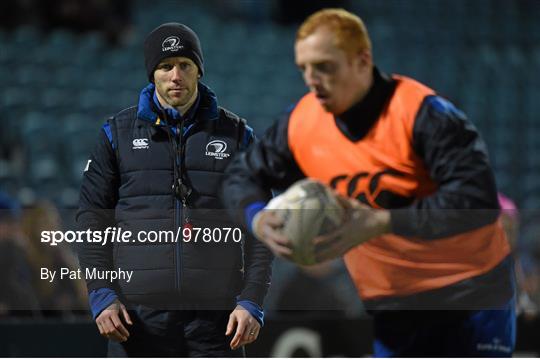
[266,179,346,265]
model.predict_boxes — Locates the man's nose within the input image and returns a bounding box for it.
[170,65,182,81]
[303,67,320,88]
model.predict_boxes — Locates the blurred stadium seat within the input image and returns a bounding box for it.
[0,0,537,213]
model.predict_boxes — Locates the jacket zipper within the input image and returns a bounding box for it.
[175,120,187,295]
[169,122,183,294]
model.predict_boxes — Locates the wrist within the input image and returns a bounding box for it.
[374,209,391,236]
[251,210,265,238]
[89,288,118,319]
[348,207,391,244]
[237,299,264,326]
[245,201,266,234]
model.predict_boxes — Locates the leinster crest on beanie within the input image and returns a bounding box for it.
[144,23,204,82]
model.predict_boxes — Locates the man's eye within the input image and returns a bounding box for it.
[160,64,173,71]
[180,63,191,70]
[316,63,334,74]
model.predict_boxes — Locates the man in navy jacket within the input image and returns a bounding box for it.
[77,23,273,357]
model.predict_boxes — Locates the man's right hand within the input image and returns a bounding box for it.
[251,210,293,259]
[95,299,133,342]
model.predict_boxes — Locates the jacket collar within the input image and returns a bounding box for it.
[136,82,219,126]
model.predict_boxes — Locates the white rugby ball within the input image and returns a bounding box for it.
[266,179,346,265]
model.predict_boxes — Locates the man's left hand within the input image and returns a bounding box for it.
[226,305,261,350]
[312,198,391,263]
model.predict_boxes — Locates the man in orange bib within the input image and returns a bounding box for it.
[222,8,515,357]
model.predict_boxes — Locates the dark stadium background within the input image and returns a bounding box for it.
[0,0,539,356]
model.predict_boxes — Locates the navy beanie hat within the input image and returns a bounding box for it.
[144,22,204,82]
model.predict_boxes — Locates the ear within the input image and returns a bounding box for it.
[359,50,372,68]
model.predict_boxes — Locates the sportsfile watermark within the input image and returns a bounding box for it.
[0,207,537,311]
[40,227,243,246]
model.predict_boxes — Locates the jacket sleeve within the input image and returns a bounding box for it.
[232,129,275,307]
[76,123,119,292]
[390,95,500,239]
[223,116,304,306]
[222,114,306,228]
[238,231,274,307]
